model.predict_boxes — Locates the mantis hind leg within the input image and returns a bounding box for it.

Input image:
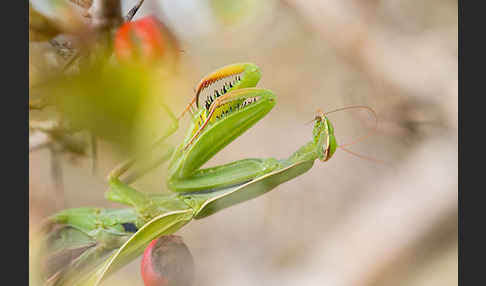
[167,158,280,193]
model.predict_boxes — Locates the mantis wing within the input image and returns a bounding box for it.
[180,160,315,219]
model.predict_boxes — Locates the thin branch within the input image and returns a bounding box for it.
[49,147,66,209]
[30,119,87,155]
[89,0,122,31]
[29,97,50,111]
[29,131,51,152]
[51,133,88,156]
[62,52,80,72]
[49,39,75,60]
[90,134,98,175]
[125,0,145,22]
[29,119,62,133]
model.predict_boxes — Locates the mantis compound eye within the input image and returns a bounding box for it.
[141,235,195,286]
[322,134,337,161]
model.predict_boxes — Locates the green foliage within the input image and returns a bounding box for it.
[47,64,154,151]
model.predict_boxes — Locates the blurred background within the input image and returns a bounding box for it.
[29,0,458,285]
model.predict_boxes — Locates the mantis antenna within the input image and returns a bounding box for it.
[316,105,386,164]
[322,105,378,148]
[339,146,386,165]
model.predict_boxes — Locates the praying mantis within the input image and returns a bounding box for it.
[34,63,377,286]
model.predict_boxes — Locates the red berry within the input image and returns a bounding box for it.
[141,235,194,286]
[114,16,168,64]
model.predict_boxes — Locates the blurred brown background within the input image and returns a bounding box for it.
[29,0,458,285]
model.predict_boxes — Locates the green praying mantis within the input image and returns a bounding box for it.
[33,63,377,286]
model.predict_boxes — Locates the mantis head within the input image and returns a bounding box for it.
[313,105,379,163]
[312,113,337,162]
